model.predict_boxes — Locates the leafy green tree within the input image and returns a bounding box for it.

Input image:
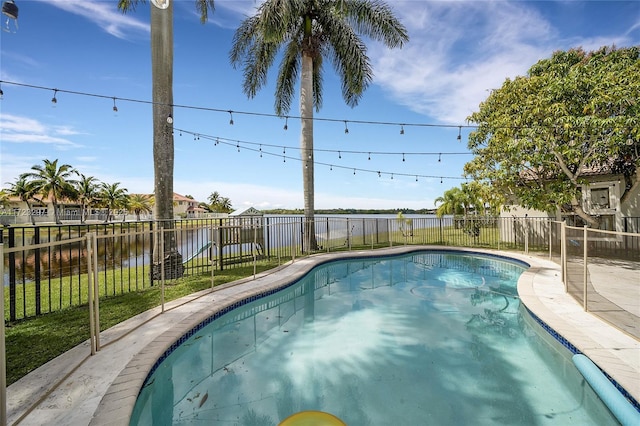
[206,191,233,212]
[128,193,154,221]
[75,174,100,224]
[230,0,408,251]
[465,46,640,227]
[118,0,215,266]
[207,191,221,207]
[6,177,39,225]
[218,196,232,213]
[434,187,465,218]
[0,189,10,210]
[21,159,77,224]
[98,182,129,223]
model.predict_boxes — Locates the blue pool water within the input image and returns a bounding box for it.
[130,251,619,425]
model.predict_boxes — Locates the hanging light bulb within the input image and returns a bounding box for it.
[402,153,405,162]
[0,82,4,99]
[415,175,418,182]
[237,142,240,152]
[338,151,342,159]
[112,97,118,113]
[284,116,288,130]
[228,110,234,125]
[457,126,462,140]
[51,89,58,104]
[377,171,381,177]
[438,153,441,162]
[368,152,371,160]
[440,177,443,184]
[2,0,19,33]
[344,121,349,134]
[391,174,394,180]
[259,145,263,157]
[400,124,405,135]
[353,168,356,175]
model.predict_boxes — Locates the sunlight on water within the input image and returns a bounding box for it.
[130,252,619,426]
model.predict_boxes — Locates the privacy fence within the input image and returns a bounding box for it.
[1,215,638,331]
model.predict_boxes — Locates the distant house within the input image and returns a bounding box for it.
[0,191,208,224]
[503,162,640,232]
[172,193,203,218]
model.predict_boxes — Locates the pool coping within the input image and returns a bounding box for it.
[6,246,639,425]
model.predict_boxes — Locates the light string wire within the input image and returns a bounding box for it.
[177,128,467,182]
[0,79,476,131]
[176,128,473,159]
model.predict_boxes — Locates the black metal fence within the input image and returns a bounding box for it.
[2,215,639,322]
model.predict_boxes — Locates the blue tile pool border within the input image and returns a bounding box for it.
[135,248,639,414]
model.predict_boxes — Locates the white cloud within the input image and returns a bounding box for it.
[44,0,149,39]
[370,1,630,124]
[0,114,81,148]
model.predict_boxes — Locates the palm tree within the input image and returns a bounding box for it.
[6,177,39,225]
[128,193,154,221]
[230,0,408,252]
[207,191,221,208]
[218,197,232,213]
[118,1,215,272]
[21,159,77,224]
[434,187,465,218]
[75,174,100,224]
[98,182,129,223]
[0,189,10,210]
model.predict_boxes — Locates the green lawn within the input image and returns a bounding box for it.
[5,262,280,385]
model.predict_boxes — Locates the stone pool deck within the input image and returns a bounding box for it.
[6,246,640,425]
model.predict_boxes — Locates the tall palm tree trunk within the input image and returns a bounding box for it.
[300,51,317,252]
[150,2,182,278]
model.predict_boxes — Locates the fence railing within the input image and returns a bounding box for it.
[2,215,638,329]
[1,214,638,426]
[561,223,639,339]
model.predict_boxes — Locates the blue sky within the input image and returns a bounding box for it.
[1,1,638,211]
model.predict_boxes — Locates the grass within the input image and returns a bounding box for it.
[5,261,280,385]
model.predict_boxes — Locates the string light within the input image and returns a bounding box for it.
[415,175,418,182]
[338,151,342,159]
[5,79,637,138]
[228,110,234,125]
[402,153,405,162]
[51,89,58,104]
[344,121,349,134]
[112,97,118,113]
[174,127,468,183]
[283,116,288,130]
[0,83,3,99]
[353,168,356,175]
[400,124,405,135]
[368,152,371,160]
[438,153,441,162]
[237,142,240,152]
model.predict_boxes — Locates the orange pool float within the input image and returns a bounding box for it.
[279,410,347,426]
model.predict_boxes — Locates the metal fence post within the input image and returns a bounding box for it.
[87,234,96,356]
[0,242,7,426]
[160,228,165,313]
[524,216,529,254]
[583,225,588,311]
[561,221,567,291]
[92,232,101,351]
[253,224,257,279]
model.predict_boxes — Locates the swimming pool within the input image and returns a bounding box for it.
[130,251,619,425]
